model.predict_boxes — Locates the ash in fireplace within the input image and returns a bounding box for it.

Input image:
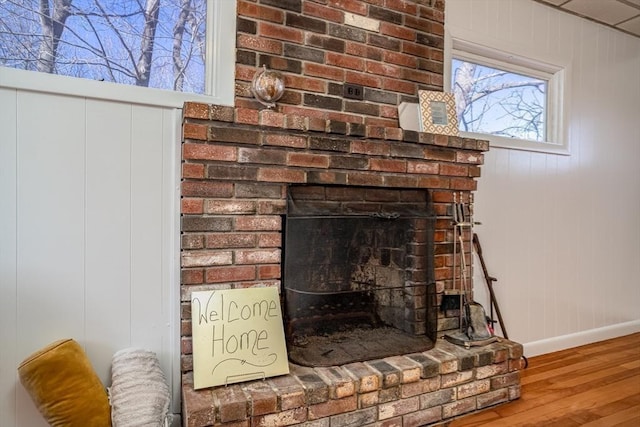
[287,326,433,367]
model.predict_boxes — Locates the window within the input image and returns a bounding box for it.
[452,58,547,142]
[0,0,236,107]
[448,39,567,154]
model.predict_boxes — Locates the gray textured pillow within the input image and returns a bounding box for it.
[109,348,171,427]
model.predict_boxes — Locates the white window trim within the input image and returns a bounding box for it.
[0,0,236,109]
[445,30,570,155]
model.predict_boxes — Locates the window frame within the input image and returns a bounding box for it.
[445,36,569,155]
[0,0,237,108]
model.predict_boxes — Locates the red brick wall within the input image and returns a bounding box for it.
[178,104,516,427]
[234,0,445,127]
[180,102,489,373]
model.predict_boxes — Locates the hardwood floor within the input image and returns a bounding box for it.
[448,333,640,427]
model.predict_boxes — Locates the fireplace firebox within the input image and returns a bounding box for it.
[283,185,437,366]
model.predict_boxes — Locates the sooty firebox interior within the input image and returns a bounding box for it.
[283,185,437,367]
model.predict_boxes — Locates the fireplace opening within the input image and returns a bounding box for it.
[282,185,437,367]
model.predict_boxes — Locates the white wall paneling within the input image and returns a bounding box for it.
[0,87,19,427]
[0,88,180,426]
[448,0,640,356]
[0,5,236,423]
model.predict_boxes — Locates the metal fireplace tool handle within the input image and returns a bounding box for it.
[444,193,499,349]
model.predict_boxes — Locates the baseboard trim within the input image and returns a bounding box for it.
[523,320,640,357]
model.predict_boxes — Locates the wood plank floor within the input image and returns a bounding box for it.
[448,333,640,427]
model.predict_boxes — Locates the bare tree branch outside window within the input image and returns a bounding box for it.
[452,58,547,142]
[0,0,207,94]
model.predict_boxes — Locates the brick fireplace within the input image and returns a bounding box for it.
[179,102,523,426]
[179,1,522,425]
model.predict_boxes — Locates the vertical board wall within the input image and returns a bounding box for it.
[448,0,640,355]
[0,88,180,426]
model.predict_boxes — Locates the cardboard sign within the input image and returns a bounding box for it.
[191,287,289,389]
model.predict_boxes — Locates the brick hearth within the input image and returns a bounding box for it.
[183,338,523,426]
[179,102,523,426]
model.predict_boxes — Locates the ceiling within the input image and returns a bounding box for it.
[535,0,640,37]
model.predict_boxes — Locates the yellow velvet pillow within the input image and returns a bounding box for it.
[18,338,112,427]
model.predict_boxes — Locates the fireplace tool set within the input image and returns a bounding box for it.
[473,229,529,367]
[444,193,498,348]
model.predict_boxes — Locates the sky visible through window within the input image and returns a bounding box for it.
[0,0,207,94]
[452,58,547,142]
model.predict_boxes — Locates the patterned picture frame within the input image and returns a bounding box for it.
[418,90,459,136]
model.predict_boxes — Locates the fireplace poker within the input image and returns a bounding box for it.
[458,232,470,335]
[472,233,508,339]
[472,232,528,367]
[452,192,459,314]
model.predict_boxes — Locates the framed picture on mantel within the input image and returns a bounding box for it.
[418,90,459,136]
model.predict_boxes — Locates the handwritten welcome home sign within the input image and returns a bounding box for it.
[191,287,289,389]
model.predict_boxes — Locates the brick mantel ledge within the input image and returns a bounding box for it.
[182,102,490,154]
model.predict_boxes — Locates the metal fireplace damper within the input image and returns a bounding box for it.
[282,186,437,367]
